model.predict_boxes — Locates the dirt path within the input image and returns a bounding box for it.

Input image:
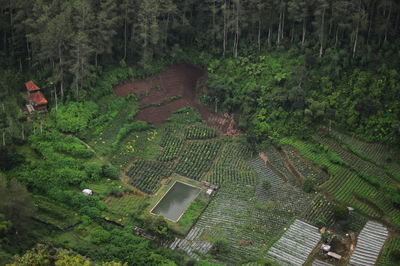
[114,63,240,137]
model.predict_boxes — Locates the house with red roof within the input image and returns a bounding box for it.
[25,81,48,111]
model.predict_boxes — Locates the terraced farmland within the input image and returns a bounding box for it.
[301,194,335,228]
[315,134,395,185]
[126,160,172,194]
[206,167,257,185]
[174,141,221,180]
[33,195,79,230]
[320,167,383,217]
[282,145,329,186]
[170,153,313,263]
[349,221,388,266]
[283,137,400,227]
[217,142,253,170]
[331,130,389,164]
[104,193,148,219]
[158,134,184,161]
[266,219,321,265]
[184,125,217,140]
[264,146,298,185]
[169,228,213,260]
[378,236,400,266]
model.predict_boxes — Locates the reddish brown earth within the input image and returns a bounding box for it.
[114,63,240,136]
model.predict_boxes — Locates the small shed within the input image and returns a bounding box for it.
[25,81,48,111]
[327,251,342,260]
[82,189,93,196]
[206,189,213,196]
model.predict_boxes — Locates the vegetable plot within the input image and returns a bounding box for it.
[378,236,400,266]
[282,145,329,186]
[184,125,217,140]
[126,160,171,194]
[158,134,184,162]
[206,167,257,185]
[174,141,221,180]
[33,195,79,230]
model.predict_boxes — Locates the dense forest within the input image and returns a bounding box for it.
[1,0,400,265]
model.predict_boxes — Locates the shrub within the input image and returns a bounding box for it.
[262,180,271,190]
[333,205,349,220]
[390,249,400,262]
[85,162,103,181]
[53,102,98,133]
[303,178,315,193]
[102,165,119,179]
[90,228,111,244]
[211,238,229,255]
[112,121,149,148]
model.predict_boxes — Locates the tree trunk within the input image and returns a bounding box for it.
[268,25,272,46]
[319,7,326,57]
[233,1,239,58]
[281,3,285,41]
[352,23,359,58]
[277,0,282,44]
[9,0,14,56]
[353,0,362,59]
[58,43,64,99]
[335,27,339,48]
[301,19,306,46]
[123,11,127,61]
[258,18,261,51]
[384,4,392,42]
[223,0,227,57]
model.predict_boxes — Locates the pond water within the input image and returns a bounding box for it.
[151,181,200,222]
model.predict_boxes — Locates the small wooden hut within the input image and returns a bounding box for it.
[25,81,48,111]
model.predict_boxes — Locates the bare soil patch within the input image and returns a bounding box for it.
[114,63,240,137]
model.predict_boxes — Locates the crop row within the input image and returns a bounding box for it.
[321,168,383,217]
[126,160,171,194]
[174,141,221,180]
[282,145,329,186]
[331,130,388,164]
[264,146,297,185]
[184,125,217,140]
[301,194,335,228]
[378,236,400,266]
[104,193,148,218]
[216,143,253,170]
[33,195,79,229]
[315,134,394,185]
[206,167,257,185]
[158,135,184,162]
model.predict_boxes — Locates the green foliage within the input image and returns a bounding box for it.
[262,180,272,191]
[85,162,103,181]
[143,215,173,242]
[90,228,111,244]
[102,164,119,179]
[333,205,349,221]
[0,176,36,236]
[390,249,400,263]
[302,178,315,193]
[53,102,99,133]
[211,238,229,255]
[112,121,150,148]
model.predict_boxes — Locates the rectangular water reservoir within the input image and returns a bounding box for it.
[151,181,200,222]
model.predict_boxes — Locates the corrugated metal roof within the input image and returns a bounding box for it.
[25,80,41,92]
[29,91,48,105]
